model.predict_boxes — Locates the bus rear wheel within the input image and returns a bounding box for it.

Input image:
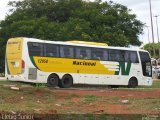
[47,74,59,87]
[128,77,138,88]
[59,74,73,88]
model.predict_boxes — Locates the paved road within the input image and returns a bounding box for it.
[0,77,6,80]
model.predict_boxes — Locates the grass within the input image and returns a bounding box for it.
[65,93,80,99]
[103,96,122,104]
[128,98,160,112]
[0,81,55,113]
[0,80,160,119]
[0,80,23,85]
[110,80,160,90]
[140,80,160,88]
[0,79,160,88]
[83,95,99,103]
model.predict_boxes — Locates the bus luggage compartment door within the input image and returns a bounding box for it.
[28,68,37,80]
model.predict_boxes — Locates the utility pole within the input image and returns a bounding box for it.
[145,25,150,43]
[149,0,155,43]
[145,25,151,56]
[154,15,160,58]
[154,15,160,43]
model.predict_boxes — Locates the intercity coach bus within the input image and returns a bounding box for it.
[5,37,152,88]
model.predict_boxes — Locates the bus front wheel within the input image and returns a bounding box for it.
[47,74,59,87]
[59,74,73,88]
[128,77,138,88]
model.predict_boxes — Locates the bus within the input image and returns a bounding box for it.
[5,37,152,88]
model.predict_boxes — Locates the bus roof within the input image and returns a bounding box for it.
[10,37,147,52]
[66,41,108,46]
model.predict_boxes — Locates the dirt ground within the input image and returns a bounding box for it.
[0,81,160,119]
[50,88,160,114]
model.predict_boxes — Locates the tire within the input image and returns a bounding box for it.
[128,77,138,88]
[47,74,59,87]
[59,74,73,88]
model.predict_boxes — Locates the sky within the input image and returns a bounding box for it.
[0,0,160,45]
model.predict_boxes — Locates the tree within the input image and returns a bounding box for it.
[144,43,160,58]
[0,0,144,72]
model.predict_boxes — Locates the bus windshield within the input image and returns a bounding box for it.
[139,52,152,77]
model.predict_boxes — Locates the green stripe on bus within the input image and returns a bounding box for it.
[29,56,40,70]
[120,62,131,75]
[6,62,10,74]
[115,62,131,75]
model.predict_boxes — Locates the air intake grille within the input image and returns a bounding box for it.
[28,68,37,80]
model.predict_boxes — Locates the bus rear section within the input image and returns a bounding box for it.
[5,38,25,81]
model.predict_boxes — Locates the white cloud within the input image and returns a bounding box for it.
[103,0,160,44]
[0,0,22,20]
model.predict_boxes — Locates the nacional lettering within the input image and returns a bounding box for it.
[73,61,96,66]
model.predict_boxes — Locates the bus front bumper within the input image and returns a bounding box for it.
[144,78,153,86]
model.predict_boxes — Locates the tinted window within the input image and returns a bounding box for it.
[139,52,152,77]
[124,51,130,62]
[45,44,59,57]
[130,51,139,63]
[28,42,43,56]
[103,50,109,61]
[91,49,108,61]
[76,47,91,59]
[60,46,74,58]
[109,50,124,62]
[139,52,150,62]
[125,51,139,63]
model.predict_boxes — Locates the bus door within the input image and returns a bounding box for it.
[27,42,44,81]
[139,52,152,79]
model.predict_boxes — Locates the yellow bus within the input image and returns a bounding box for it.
[5,37,152,88]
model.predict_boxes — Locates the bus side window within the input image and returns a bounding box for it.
[103,50,109,61]
[124,51,139,63]
[45,44,59,57]
[130,51,139,63]
[124,51,130,62]
[28,42,43,56]
[91,49,104,60]
[60,46,74,58]
[76,47,91,59]
[109,50,124,62]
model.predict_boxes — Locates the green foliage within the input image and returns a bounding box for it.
[0,0,144,72]
[144,43,160,58]
[144,43,160,50]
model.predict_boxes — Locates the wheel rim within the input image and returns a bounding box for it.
[63,77,70,85]
[130,80,137,87]
[50,77,56,85]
